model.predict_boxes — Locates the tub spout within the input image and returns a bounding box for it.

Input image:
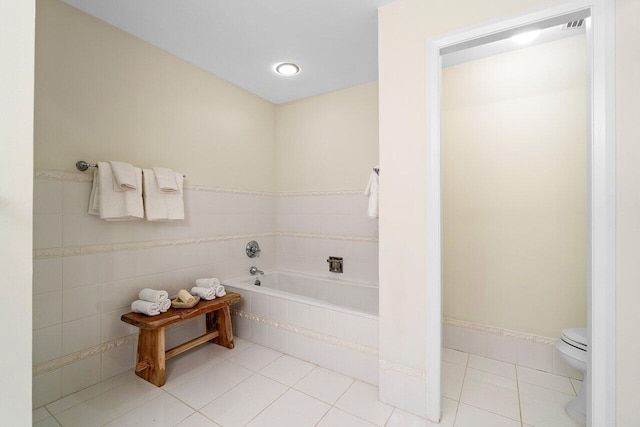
[249,266,264,276]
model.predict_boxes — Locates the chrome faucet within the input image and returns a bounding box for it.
[249,266,264,276]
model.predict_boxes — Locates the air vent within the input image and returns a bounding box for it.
[562,18,585,29]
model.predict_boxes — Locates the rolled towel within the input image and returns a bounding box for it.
[152,167,178,192]
[109,161,138,191]
[191,286,216,301]
[214,284,226,298]
[131,300,160,316]
[139,288,169,303]
[158,298,171,313]
[177,289,195,304]
[195,278,221,288]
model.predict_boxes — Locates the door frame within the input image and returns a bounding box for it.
[424,0,616,425]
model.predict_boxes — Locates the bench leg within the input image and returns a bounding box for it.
[135,327,166,387]
[206,307,234,349]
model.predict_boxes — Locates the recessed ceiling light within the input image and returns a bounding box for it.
[275,62,300,76]
[511,30,540,45]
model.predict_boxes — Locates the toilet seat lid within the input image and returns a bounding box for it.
[561,328,587,351]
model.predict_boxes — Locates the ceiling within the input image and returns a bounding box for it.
[62,0,396,104]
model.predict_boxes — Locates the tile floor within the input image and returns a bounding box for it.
[34,340,583,427]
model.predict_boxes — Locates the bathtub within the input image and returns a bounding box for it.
[224,271,379,385]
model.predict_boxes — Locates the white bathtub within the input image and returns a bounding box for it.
[224,271,379,385]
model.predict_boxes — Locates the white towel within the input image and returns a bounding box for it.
[195,278,221,288]
[158,298,171,313]
[143,169,185,221]
[98,162,144,220]
[131,300,160,316]
[88,168,100,216]
[214,284,226,298]
[109,161,138,191]
[364,166,379,219]
[138,288,169,303]
[152,167,178,192]
[191,286,216,300]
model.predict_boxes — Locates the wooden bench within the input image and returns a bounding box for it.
[121,292,240,387]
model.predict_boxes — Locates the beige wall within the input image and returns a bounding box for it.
[35,0,276,192]
[275,82,379,192]
[0,0,34,423]
[442,36,587,339]
[615,0,640,424]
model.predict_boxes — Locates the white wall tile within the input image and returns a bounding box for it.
[34,180,63,214]
[251,293,269,317]
[268,326,289,353]
[308,305,333,336]
[62,213,103,246]
[62,181,91,214]
[34,325,62,364]
[518,340,554,373]
[100,251,137,283]
[62,315,101,355]
[34,214,63,249]
[63,283,101,322]
[287,333,310,361]
[33,368,62,408]
[287,301,310,328]
[487,334,519,364]
[33,291,63,330]
[102,309,137,342]
[268,296,288,322]
[101,342,135,381]
[33,258,63,295]
[250,321,269,346]
[62,354,101,396]
[63,254,100,289]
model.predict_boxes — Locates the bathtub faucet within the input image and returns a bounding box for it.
[249,266,264,276]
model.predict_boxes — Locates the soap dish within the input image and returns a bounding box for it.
[171,296,200,309]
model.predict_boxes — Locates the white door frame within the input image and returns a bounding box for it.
[424,0,615,425]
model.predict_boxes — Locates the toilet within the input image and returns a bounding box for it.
[555,328,587,424]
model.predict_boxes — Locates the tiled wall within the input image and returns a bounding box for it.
[32,174,380,408]
[32,174,277,408]
[276,194,379,284]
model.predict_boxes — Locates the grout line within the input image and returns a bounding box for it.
[451,347,470,425]
[515,366,524,426]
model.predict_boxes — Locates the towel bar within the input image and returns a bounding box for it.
[76,160,186,177]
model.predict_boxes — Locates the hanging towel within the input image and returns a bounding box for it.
[131,300,160,316]
[191,286,216,300]
[142,169,185,221]
[138,288,169,303]
[152,167,178,192]
[88,168,100,216]
[364,166,379,219]
[195,278,221,288]
[97,162,144,220]
[213,284,226,298]
[158,298,171,313]
[109,161,138,191]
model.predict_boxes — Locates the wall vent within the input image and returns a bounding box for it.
[562,19,585,29]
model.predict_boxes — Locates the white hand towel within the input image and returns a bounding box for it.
[143,169,185,221]
[88,168,100,216]
[195,278,221,288]
[364,166,379,219]
[138,288,169,303]
[131,300,160,316]
[152,167,178,192]
[158,298,171,313]
[214,284,226,298]
[191,286,216,300]
[98,162,144,220]
[109,161,138,191]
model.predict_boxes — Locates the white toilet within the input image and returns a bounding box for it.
[556,328,587,424]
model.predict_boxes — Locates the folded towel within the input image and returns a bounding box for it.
[364,166,379,219]
[195,278,221,288]
[131,300,160,316]
[88,169,100,216]
[214,284,226,298]
[138,288,169,303]
[152,167,178,192]
[109,161,138,191]
[158,298,171,313]
[191,286,216,300]
[177,289,195,304]
[143,169,185,221]
[98,162,144,220]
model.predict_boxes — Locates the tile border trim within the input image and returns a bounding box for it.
[33,334,137,376]
[379,359,425,379]
[231,309,378,356]
[444,317,557,345]
[35,169,363,196]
